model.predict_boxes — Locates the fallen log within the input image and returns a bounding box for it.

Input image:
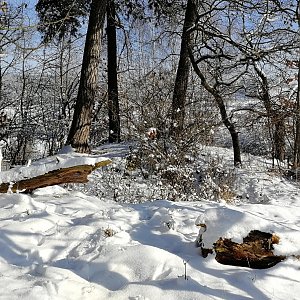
[0,154,111,193]
[213,230,286,269]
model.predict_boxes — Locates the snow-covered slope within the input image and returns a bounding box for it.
[0,146,299,300]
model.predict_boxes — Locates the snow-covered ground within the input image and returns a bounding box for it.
[0,144,300,300]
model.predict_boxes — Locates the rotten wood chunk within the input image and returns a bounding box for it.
[213,230,286,269]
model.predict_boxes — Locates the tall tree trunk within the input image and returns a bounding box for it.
[214,94,242,166]
[107,0,120,143]
[66,0,107,153]
[253,64,285,162]
[170,0,197,137]
[293,2,300,167]
[293,58,300,168]
[274,118,286,162]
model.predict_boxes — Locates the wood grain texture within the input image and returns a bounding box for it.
[0,159,111,193]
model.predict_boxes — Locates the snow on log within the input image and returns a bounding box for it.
[0,153,111,193]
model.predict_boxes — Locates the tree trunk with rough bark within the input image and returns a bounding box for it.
[274,118,286,162]
[253,64,286,162]
[170,0,197,137]
[293,59,300,168]
[107,0,121,143]
[66,0,107,153]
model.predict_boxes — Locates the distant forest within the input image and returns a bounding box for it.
[0,0,299,170]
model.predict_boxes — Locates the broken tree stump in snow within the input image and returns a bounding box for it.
[213,230,286,269]
[0,155,111,193]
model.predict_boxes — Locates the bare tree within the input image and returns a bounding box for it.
[188,50,242,166]
[186,0,299,166]
[253,63,286,162]
[186,1,244,166]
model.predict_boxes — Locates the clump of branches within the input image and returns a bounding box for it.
[125,134,199,201]
[196,156,237,202]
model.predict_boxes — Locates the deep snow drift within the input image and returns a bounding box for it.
[0,145,299,300]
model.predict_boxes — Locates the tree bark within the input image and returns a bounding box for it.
[0,159,111,193]
[293,59,300,168]
[170,0,197,137]
[274,118,286,162]
[107,0,121,143]
[66,0,107,153]
[253,64,286,162]
[292,0,300,168]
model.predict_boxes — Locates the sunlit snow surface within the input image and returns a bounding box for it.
[0,145,299,300]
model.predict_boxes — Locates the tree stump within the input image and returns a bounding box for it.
[213,230,286,269]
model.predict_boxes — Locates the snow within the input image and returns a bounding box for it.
[0,145,300,299]
[0,149,111,184]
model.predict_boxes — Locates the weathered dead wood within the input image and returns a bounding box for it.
[213,230,286,269]
[0,160,111,193]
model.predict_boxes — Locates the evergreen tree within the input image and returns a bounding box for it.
[36,0,107,153]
